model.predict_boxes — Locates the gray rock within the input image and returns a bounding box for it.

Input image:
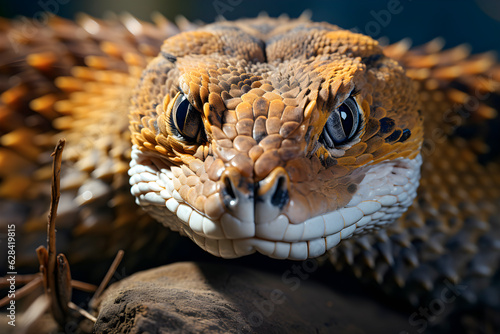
[94,261,414,333]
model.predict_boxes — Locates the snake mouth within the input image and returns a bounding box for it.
[158,211,376,260]
[129,146,422,259]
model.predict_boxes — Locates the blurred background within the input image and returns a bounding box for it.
[1,0,500,53]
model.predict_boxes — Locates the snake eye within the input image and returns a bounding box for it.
[319,96,361,147]
[171,93,205,143]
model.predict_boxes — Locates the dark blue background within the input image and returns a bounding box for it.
[2,0,500,53]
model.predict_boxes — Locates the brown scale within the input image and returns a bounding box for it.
[1,14,499,330]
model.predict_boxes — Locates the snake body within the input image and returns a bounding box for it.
[1,14,499,331]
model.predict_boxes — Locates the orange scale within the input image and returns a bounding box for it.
[252,97,269,118]
[253,116,267,139]
[211,126,227,140]
[155,133,170,149]
[84,56,111,70]
[241,93,259,104]
[209,92,226,113]
[263,91,282,101]
[384,151,401,161]
[233,136,256,152]
[254,149,281,178]
[235,119,254,137]
[55,77,85,93]
[235,102,253,120]
[283,97,298,107]
[279,121,300,138]
[224,97,242,110]
[248,88,266,97]
[281,106,303,123]
[398,149,418,159]
[268,100,285,118]
[222,124,237,139]
[199,86,209,104]
[1,85,28,107]
[278,146,302,161]
[361,118,381,141]
[344,142,368,157]
[258,134,282,150]
[188,73,201,85]
[154,145,168,155]
[223,110,238,124]
[248,146,264,162]
[72,66,96,81]
[336,156,357,166]
[265,117,281,135]
[365,136,384,154]
[355,154,373,166]
[327,164,350,178]
[229,154,253,177]
[229,88,242,97]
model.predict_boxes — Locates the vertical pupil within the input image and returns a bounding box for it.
[339,104,353,135]
[319,96,360,148]
[175,96,190,132]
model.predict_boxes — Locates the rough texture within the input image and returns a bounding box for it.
[127,17,424,262]
[95,261,414,334]
[0,14,499,333]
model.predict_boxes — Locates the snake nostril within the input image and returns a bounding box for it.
[222,175,238,208]
[270,175,289,209]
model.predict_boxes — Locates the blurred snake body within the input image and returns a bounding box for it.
[1,14,499,329]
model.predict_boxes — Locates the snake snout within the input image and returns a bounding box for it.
[256,167,290,206]
[220,168,255,223]
[220,167,291,224]
[255,167,290,224]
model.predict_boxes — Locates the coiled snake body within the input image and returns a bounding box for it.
[1,14,499,331]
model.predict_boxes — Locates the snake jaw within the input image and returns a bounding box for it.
[129,144,422,259]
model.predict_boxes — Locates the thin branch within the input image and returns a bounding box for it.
[89,250,124,307]
[47,138,65,275]
[68,302,97,323]
[0,273,42,288]
[45,138,67,324]
[0,276,43,308]
[71,280,98,293]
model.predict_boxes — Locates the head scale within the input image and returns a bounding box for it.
[129,17,423,260]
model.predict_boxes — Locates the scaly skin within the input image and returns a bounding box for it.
[128,18,424,260]
[1,14,499,331]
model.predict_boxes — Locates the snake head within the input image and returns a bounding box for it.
[129,17,424,259]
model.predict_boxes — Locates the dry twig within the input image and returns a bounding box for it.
[35,138,73,326]
[1,138,126,332]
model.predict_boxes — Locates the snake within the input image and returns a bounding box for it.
[1,14,499,331]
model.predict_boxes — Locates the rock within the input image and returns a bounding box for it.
[94,261,415,333]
